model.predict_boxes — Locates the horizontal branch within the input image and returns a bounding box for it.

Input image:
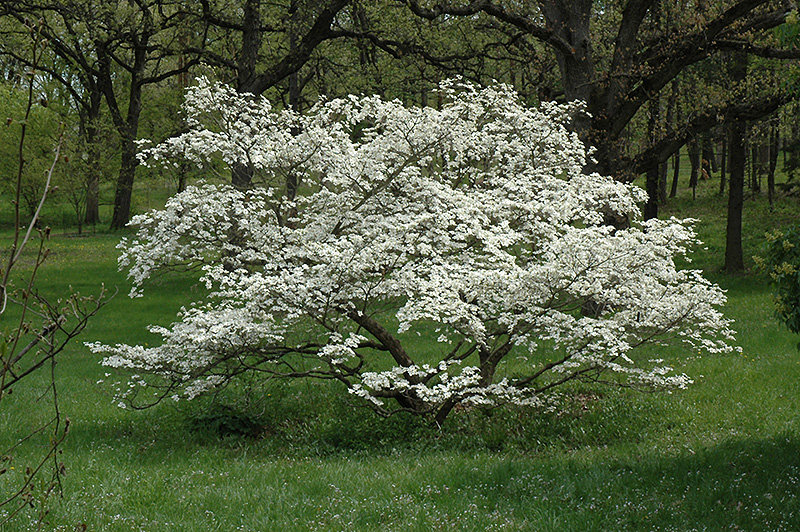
[714,39,800,59]
[404,0,573,56]
[629,92,795,176]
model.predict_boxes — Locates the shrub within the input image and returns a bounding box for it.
[90,78,736,425]
[756,225,800,343]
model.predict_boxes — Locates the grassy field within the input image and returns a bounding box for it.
[2,173,800,531]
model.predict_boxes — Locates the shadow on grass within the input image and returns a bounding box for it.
[576,433,800,530]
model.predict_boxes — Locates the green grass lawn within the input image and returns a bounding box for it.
[2,173,800,531]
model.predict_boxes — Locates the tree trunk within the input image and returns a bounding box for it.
[670,149,680,198]
[645,167,659,219]
[434,399,458,427]
[719,125,727,196]
[644,96,661,219]
[658,160,668,204]
[225,0,264,189]
[661,80,678,203]
[688,138,701,199]
[537,0,602,170]
[725,121,746,272]
[768,121,779,206]
[177,26,190,194]
[724,51,748,273]
[177,161,189,193]
[702,134,715,179]
[669,81,681,199]
[750,135,761,193]
[236,0,262,94]
[231,162,254,189]
[83,95,102,226]
[110,131,139,230]
[109,52,145,229]
[84,141,101,225]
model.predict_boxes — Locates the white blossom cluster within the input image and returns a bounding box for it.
[90,78,737,418]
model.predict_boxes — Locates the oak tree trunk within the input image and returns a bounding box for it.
[724,51,748,273]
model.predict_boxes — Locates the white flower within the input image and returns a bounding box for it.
[93,78,736,415]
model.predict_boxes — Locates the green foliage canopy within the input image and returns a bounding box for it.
[757,225,800,342]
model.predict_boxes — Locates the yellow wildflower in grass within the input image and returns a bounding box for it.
[765,229,784,243]
[776,262,798,276]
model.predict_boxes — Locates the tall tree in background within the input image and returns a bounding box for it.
[4,0,799,236]
[0,1,107,225]
[336,1,559,105]
[191,0,350,188]
[95,0,202,229]
[725,51,749,273]
[197,0,349,96]
[0,21,108,524]
[0,0,204,229]
[402,0,798,218]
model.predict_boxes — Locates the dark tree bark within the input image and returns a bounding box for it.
[670,150,681,198]
[101,2,205,229]
[669,79,681,199]
[750,134,761,193]
[199,0,349,96]
[644,95,661,219]
[688,137,701,199]
[768,120,779,206]
[720,125,728,195]
[245,0,349,95]
[229,0,260,190]
[237,0,263,93]
[82,93,103,225]
[702,135,716,180]
[100,35,148,230]
[725,121,747,272]
[724,51,748,273]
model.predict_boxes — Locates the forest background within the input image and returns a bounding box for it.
[3,0,800,530]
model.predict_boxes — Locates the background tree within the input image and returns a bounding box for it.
[189,0,350,188]
[95,0,204,229]
[195,0,349,96]
[2,1,116,226]
[0,82,63,218]
[757,225,800,348]
[401,0,799,219]
[1,0,206,229]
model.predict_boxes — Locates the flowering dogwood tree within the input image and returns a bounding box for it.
[90,78,737,424]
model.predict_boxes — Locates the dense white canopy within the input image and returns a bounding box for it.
[90,78,737,420]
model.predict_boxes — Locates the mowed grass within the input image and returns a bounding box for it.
[2,172,800,531]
